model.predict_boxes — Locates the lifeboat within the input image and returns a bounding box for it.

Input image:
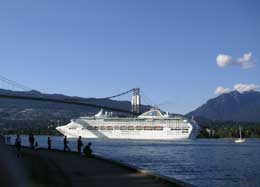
[128,126,134,130]
[135,126,143,130]
[107,126,113,130]
[144,126,153,130]
[114,126,120,130]
[155,126,163,130]
[100,126,106,130]
[120,126,127,130]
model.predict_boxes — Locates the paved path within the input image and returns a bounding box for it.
[0,143,191,187]
[0,141,30,187]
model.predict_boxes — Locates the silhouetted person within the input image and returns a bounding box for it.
[48,137,52,150]
[15,134,22,157]
[83,142,92,157]
[63,136,71,151]
[0,135,4,143]
[29,133,35,149]
[77,136,83,154]
[35,141,38,148]
[6,136,11,144]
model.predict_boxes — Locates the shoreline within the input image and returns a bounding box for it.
[1,143,193,187]
[5,134,260,140]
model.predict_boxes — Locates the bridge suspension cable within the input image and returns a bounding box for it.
[65,88,136,102]
[0,74,143,115]
[0,93,140,115]
[95,88,136,100]
[0,74,33,91]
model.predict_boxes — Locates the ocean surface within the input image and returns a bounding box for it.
[7,136,260,187]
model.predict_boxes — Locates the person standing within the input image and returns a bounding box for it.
[63,136,71,151]
[47,136,52,150]
[15,134,22,157]
[77,136,83,154]
[29,133,35,149]
[0,135,4,143]
[6,136,11,144]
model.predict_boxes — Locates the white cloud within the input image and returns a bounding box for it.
[216,52,255,69]
[214,83,260,95]
[216,54,233,67]
[214,86,231,95]
[237,52,255,69]
[233,83,260,93]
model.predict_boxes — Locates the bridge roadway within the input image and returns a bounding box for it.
[0,93,141,115]
[0,143,192,187]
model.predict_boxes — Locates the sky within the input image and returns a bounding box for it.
[0,0,260,114]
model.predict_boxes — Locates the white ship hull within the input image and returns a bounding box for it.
[57,124,195,140]
[56,117,200,140]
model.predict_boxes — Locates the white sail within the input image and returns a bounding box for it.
[235,125,246,143]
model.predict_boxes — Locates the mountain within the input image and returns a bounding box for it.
[0,89,151,121]
[187,91,260,122]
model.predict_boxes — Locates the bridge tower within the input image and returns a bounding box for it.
[131,88,141,114]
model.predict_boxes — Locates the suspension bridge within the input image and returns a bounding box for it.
[0,74,144,115]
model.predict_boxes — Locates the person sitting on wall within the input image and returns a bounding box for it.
[35,141,38,148]
[83,142,92,157]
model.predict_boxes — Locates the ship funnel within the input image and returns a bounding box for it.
[131,88,141,114]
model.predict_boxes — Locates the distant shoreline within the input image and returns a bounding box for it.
[4,134,260,140]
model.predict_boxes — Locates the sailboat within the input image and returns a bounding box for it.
[235,126,246,143]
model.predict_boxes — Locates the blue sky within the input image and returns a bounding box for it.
[0,0,259,114]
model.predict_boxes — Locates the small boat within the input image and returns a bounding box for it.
[235,126,246,143]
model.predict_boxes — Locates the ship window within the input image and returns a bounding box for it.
[139,110,163,118]
[87,126,93,130]
[171,128,182,131]
[149,111,160,116]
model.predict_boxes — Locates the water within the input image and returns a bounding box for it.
[8,136,260,187]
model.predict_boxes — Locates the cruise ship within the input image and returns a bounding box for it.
[56,89,200,140]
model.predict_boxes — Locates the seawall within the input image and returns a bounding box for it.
[0,143,193,187]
